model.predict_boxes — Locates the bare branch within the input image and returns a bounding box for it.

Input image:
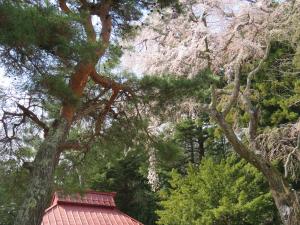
[241,42,270,141]
[245,42,271,92]
[222,50,244,116]
[220,19,250,52]
[240,95,259,141]
[0,109,24,150]
[201,11,211,69]
[284,148,297,177]
[17,104,49,135]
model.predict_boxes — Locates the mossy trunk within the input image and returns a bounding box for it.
[267,170,300,225]
[13,119,69,225]
[212,110,300,225]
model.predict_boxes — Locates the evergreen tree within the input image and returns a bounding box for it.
[157,156,280,225]
[124,1,300,223]
[90,152,158,225]
[0,1,177,225]
[252,42,300,127]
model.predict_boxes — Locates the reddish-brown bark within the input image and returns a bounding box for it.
[61,63,93,123]
[13,2,119,225]
[61,0,113,124]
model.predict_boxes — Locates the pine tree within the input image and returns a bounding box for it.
[157,156,280,225]
[0,1,177,225]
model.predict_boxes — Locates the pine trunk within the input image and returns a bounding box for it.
[13,119,69,225]
[267,171,300,225]
[211,110,300,225]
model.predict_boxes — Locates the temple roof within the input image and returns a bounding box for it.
[41,191,143,225]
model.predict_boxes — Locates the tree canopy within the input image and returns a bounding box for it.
[1,1,300,225]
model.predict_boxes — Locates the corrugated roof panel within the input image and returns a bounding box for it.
[55,192,116,208]
[42,205,142,225]
[41,191,143,225]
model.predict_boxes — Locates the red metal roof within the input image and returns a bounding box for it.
[54,191,117,208]
[41,191,143,225]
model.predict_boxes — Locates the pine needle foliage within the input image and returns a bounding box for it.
[0,1,76,55]
[157,155,280,225]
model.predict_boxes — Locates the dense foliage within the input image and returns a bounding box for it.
[1,1,300,225]
[252,42,300,126]
[157,156,280,225]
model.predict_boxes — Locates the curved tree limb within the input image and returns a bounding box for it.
[94,90,119,134]
[222,50,244,116]
[58,0,71,13]
[58,139,90,152]
[245,42,270,92]
[61,0,113,124]
[17,103,49,135]
[241,42,270,141]
[90,69,133,95]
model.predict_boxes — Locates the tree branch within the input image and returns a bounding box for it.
[90,69,133,95]
[61,0,113,123]
[17,104,49,135]
[59,141,81,150]
[241,42,270,141]
[73,92,109,121]
[85,0,112,58]
[84,15,97,43]
[95,90,119,134]
[241,94,259,141]
[201,11,211,69]
[78,1,97,43]
[221,20,250,52]
[245,42,270,92]
[284,148,296,177]
[59,140,90,152]
[222,50,243,116]
[58,0,71,13]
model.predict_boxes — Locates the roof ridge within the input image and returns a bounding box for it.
[51,191,116,208]
[54,190,117,197]
[44,203,58,213]
[84,190,117,196]
[56,200,116,208]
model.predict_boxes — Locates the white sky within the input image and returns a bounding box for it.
[0,67,11,88]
